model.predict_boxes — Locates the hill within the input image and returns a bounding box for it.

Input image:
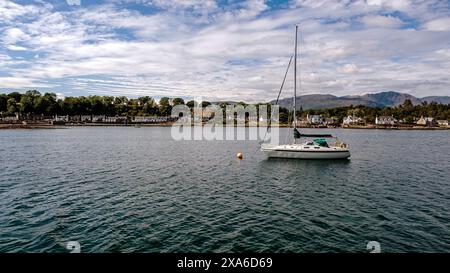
[272,91,450,110]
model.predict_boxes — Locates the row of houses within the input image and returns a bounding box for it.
[1,113,449,127]
[297,115,340,126]
[298,114,449,127]
[299,114,354,126]
[373,115,448,127]
[52,115,177,124]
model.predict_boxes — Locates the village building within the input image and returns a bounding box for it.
[375,116,397,125]
[54,115,69,122]
[80,115,92,122]
[296,117,309,127]
[0,113,20,122]
[132,116,176,123]
[342,116,364,125]
[437,120,449,127]
[307,114,323,124]
[416,116,437,127]
[102,116,121,123]
[92,115,106,122]
[324,117,339,126]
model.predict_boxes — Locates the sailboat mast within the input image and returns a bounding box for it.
[293,25,298,130]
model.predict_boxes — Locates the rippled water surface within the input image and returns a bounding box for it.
[0,127,449,252]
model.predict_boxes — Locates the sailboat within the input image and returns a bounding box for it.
[261,25,350,159]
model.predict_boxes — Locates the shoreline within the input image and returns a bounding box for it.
[1,123,449,130]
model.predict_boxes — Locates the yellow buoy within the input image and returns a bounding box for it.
[236,152,243,159]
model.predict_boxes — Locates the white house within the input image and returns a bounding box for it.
[307,114,323,124]
[437,120,449,127]
[0,115,19,122]
[54,115,69,122]
[103,116,128,123]
[92,115,106,122]
[133,116,154,123]
[375,116,397,125]
[343,116,363,125]
[416,116,436,126]
[80,115,92,122]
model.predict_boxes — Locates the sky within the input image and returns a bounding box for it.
[0,0,450,102]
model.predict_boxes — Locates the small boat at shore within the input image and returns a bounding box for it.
[261,25,350,160]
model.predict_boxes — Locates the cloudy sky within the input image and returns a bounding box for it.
[0,0,450,102]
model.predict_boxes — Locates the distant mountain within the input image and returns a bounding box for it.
[421,96,450,105]
[360,91,421,106]
[271,91,450,110]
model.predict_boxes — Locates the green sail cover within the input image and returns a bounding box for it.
[314,138,328,147]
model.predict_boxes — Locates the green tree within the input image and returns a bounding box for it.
[89,96,105,115]
[279,107,289,124]
[35,93,57,115]
[103,96,115,116]
[20,94,35,115]
[17,90,42,116]
[142,97,158,116]
[0,94,9,114]
[237,101,247,107]
[128,99,140,117]
[61,97,78,116]
[78,96,91,116]
[159,97,172,116]
[7,98,18,115]
[7,92,22,103]
[186,100,197,109]
[172,97,185,106]
[403,99,413,109]
[218,102,229,109]
[137,96,152,106]
[201,101,211,108]
[114,96,129,116]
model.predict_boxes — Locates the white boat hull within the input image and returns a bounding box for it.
[261,144,350,159]
[263,149,350,159]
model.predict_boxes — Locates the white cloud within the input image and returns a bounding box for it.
[0,0,48,23]
[6,45,28,51]
[2,28,27,44]
[150,0,217,10]
[361,15,404,28]
[0,77,54,88]
[1,0,450,100]
[423,17,450,31]
[66,0,81,6]
[55,92,65,100]
[337,64,359,73]
[366,0,411,11]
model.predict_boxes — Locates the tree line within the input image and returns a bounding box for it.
[0,90,189,117]
[300,99,450,123]
[0,90,270,119]
[1,91,449,123]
